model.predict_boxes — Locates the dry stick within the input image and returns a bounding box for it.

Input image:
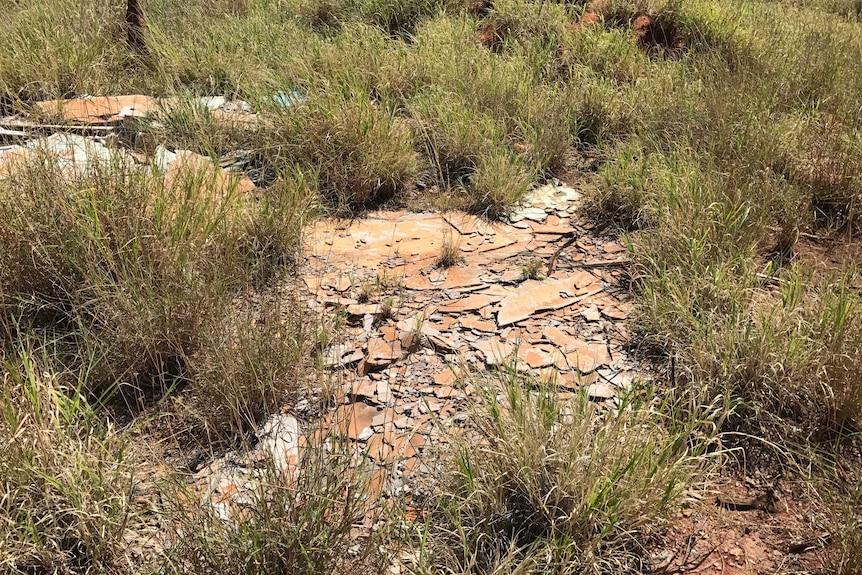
[546,231,578,276]
[546,231,632,275]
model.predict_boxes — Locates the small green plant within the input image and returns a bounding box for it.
[401,311,427,351]
[437,236,464,269]
[380,296,397,320]
[376,270,404,291]
[521,258,544,280]
[355,277,378,303]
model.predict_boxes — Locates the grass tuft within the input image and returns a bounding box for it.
[160,428,388,575]
[412,370,719,574]
[0,338,139,574]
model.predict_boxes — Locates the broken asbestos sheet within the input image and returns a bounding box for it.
[191,184,638,528]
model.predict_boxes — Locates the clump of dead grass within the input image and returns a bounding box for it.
[604,144,862,441]
[276,90,419,208]
[0,155,311,434]
[830,483,862,574]
[437,235,464,268]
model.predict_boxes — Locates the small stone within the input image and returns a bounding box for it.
[367,337,402,366]
[497,274,596,326]
[324,344,364,369]
[372,408,396,427]
[381,325,398,342]
[331,403,379,440]
[607,371,635,390]
[581,307,601,321]
[376,379,392,403]
[543,325,579,353]
[586,382,615,399]
[472,337,516,366]
[509,206,548,223]
[347,304,384,318]
[418,398,443,413]
[517,345,556,368]
[393,416,412,429]
[460,315,497,333]
[439,293,504,313]
[565,341,612,373]
[601,306,628,320]
[350,378,377,399]
[428,333,459,354]
[500,268,523,283]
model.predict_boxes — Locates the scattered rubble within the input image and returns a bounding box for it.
[0,133,134,177]
[192,179,640,529]
[0,93,275,142]
[34,94,157,124]
[0,96,257,194]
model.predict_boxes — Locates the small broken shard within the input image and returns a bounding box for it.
[565,341,612,373]
[367,338,403,367]
[586,382,615,399]
[324,344,364,369]
[35,95,157,124]
[472,337,515,366]
[581,307,601,321]
[497,275,593,326]
[438,293,504,313]
[517,345,557,369]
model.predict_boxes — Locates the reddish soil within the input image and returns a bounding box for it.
[655,476,832,574]
[478,22,507,53]
[580,10,601,26]
[633,14,687,56]
[794,235,862,286]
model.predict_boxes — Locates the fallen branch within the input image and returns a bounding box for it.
[578,258,632,269]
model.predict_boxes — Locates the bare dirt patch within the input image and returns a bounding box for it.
[632,14,687,57]
[654,476,830,573]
